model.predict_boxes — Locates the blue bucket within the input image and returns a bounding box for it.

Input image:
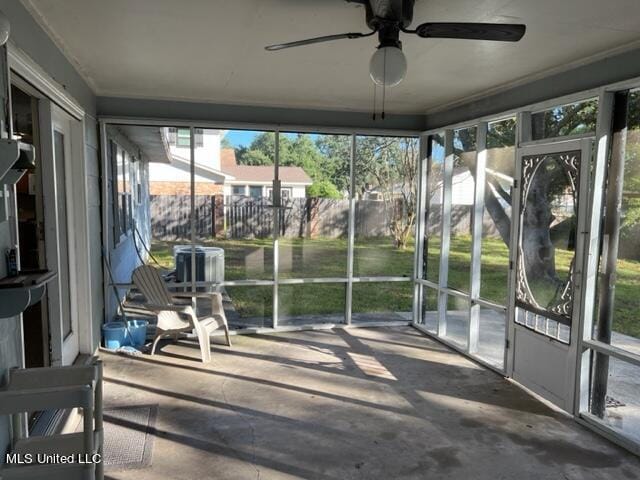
[102,322,129,349]
[127,319,149,347]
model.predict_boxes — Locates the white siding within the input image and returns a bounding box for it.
[291,185,307,198]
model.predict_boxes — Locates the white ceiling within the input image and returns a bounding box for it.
[22,0,640,114]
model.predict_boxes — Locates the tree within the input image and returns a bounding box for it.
[234,132,419,249]
[316,135,351,193]
[220,135,233,149]
[356,137,418,249]
[236,132,277,166]
[307,180,341,199]
[236,132,324,180]
[439,102,599,293]
[621,130,640,248]
[314,135,419,249]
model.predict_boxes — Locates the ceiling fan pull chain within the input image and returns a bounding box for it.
[382,48,386,120]
[372,82,377,120]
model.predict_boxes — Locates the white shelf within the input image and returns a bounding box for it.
[13,431,102,457]
[0,139,35,185]
[0,138,20,180]
[0,270,56,318]
[0,359,103,480]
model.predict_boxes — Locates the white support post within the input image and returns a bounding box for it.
[345,134,356,325]
[505,111,531,376]
[413,135,428,324]
[437,129,454,337]
[272,130,280,328]
[99,121,110,327]
[190,127,196,297]
[468,122,488,354]
[517,111,532,146]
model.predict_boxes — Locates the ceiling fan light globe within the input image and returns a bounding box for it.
[369,46,406,87]
[0,10,10,46]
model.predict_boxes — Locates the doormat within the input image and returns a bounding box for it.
[99,404,158,471]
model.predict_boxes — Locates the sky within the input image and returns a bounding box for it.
[223,130,319,148]
[223,130,259,148]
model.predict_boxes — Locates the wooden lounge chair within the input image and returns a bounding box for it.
[131,265,231,362]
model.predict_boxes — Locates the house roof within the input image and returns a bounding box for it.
[220,148,237,170]
[220,148,313,185]
[115,125,172,164]
[171,152,234,182]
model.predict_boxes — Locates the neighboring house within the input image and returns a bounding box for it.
[147,128,312,198]
[220,149,312,200]
[427,167,476,207]
[362,182,413,202]
[430,167,513,208]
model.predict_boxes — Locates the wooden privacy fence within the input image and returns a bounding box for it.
[150,195,219,240]
[150,195,444,241]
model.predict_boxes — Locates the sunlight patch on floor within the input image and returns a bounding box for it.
[348,352,397,381]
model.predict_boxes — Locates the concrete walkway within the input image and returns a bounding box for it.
[100,327,640,480]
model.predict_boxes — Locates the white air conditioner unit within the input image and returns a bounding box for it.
[174,246,224,290]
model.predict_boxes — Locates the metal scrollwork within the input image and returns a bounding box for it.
[516,151,580,322]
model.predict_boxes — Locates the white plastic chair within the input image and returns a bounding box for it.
[132,265,231,362]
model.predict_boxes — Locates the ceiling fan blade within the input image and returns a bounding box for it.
[413,22,526,42]
[265,31,374,51]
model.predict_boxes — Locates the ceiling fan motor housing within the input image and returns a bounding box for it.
[364,0,415,30]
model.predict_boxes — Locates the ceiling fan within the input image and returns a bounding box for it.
[265,0,526,88]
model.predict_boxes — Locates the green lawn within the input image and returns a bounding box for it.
[150,236,640,337]
[150,237,414,319]
[608,256,640,338]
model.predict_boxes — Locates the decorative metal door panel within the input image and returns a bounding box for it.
[515,150,580,336]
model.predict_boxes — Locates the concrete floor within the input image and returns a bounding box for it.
[100,326,640,480]
[423,309,640,443]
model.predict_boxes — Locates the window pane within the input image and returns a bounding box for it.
[142,125,193,272]
[588,355,640,446]
[278,283,345,326]
[277,132,349,279]
[531,98,598,140]
[444,295,469,349]
[351,281,413,324]
[594,90,640,350]
[477,307,506,370]
[176,128,190,147]
[114,145,125,236]
[354,135,418,277]
[448,127,476,293]
[249,186,262,199]
[54,130,73,339]
[425,133,444,283]
[194,128,275,281]
[420,286,438,332]
[481,119,515,305]
[515,308,570,344]
[224,285,273,329]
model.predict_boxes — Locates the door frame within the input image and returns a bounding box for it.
[41,102,85,364]
[505,137,593,413]
[9,45,93,366]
